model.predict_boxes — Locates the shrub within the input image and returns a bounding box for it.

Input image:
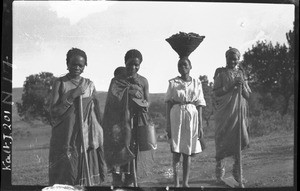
[248,110,294,137]
[149,99,167,131]
[16,72,56,123]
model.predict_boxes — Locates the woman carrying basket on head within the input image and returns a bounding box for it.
[165,32,206,187]
[48,48,105,186]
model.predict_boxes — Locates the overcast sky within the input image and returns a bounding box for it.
[13,1,295,93]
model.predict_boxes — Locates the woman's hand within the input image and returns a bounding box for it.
[128,89,143,99]
[129,84,143,98]
[70,86,85,100]
[227,76,244,91]
[234,76,244,87]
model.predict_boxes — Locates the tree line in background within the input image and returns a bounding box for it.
[17,27,295,136]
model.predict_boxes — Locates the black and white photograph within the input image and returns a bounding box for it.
[1,0,297,190]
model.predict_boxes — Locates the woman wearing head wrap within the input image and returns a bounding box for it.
[165,57,206,187]
[213,47,251,183]
[48,48,105,186]
[103,49,155,187]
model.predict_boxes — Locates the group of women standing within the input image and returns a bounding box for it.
[48,47,251,187]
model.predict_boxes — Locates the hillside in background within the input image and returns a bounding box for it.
[13,87,23,102]
[12,88,166,120]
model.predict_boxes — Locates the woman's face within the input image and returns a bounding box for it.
[67,55,86,77]
[226,54,239,69]
[125,58,141,77]
[178,59,191,76]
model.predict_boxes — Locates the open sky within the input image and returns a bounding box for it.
[13,1,295,93]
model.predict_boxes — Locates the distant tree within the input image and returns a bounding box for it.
[242,28,294,115]
[16,72,56,123]
[199,75,214,127]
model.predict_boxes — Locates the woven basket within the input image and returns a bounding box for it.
[166,32,205,58]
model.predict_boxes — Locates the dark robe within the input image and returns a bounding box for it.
[102,74,154,175]
[213,67,251,160]
[49,77,105,186]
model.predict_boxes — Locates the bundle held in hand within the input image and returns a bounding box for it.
[166,32,205,58]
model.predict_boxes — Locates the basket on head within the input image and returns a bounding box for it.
[166,32,205,58]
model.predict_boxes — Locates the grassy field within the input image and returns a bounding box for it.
[12,120,294,188]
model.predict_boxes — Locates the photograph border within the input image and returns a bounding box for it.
[1,0,298,190]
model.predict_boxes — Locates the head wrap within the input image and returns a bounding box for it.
[225,47,240,59]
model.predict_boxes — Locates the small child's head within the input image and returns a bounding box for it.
[114,66,127,78]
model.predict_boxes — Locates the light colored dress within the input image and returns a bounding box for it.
[165,76,206,155]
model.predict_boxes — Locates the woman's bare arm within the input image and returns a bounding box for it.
[49,79,72,117]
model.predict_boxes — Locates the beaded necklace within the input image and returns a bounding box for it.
[226,66,240,79]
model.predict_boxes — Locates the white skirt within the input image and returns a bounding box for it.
[170,104,202,155]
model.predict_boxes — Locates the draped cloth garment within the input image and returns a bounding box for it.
[165,77,206,155]
[102,77,133,171]
[49,76,105,186]
[102,74,154,175]
[213,67,251,160]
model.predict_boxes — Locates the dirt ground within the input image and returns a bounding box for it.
[116,131,294,188]
[12,122,294,189]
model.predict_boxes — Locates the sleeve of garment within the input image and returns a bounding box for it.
[241,71,252,94]
[164,80,173,102]
[92,85,103,125]
[195,79,206,106]
[89,81,95,96]
[81,78,94,97]
[213,70,227,97]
